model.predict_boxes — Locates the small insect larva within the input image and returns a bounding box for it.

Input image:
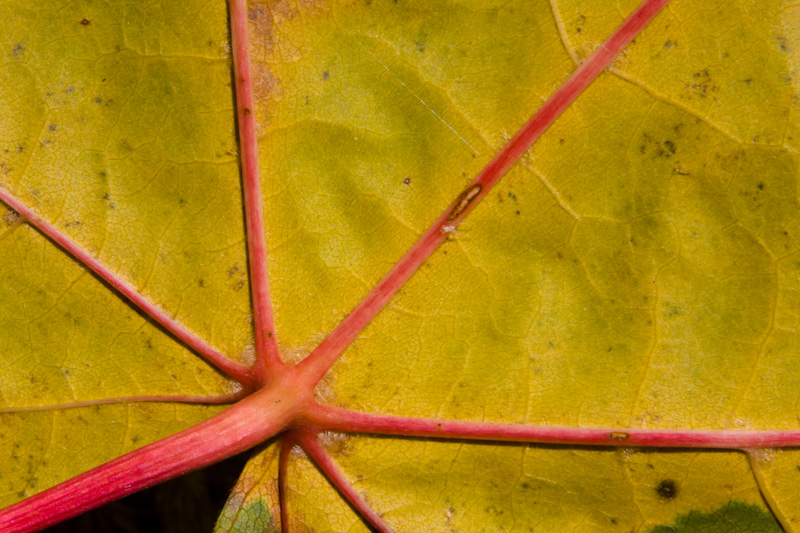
[446,183,482,223]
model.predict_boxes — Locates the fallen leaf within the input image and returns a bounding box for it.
[0,0,799,531]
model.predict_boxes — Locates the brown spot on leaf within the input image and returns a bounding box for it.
[656,479,677,500]
[684,69,719,100]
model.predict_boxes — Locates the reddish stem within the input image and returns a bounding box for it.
[0,186,255,387]
[308,404,800,449]
[298,431,392,532]
[230,0,283,383]
[297,0,672,387]
[0,391,245,412]
[0,382,301,533]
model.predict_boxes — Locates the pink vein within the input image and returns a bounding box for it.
[308,404,800,449]
[298,430,392,532]
[0,186,255,387]
[297,0,672,387]
[230,0,283,383]
[0,392,245,413]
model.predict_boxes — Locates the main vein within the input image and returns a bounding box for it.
[230,0,284,383]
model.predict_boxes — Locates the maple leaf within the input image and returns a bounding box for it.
[1,0,799,532]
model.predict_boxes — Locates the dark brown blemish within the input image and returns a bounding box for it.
[243,107,251,116]
[403,177,410,184]
[609,432,629,441]
[446,183,482,222]
[80,18,90,25]
[656,479,678,500]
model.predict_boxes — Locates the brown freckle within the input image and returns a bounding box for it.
[80,18,90,25]
[609,432,629,441]
[656,479,677,500]
[403,177,410,184]
[243,107,251,116]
